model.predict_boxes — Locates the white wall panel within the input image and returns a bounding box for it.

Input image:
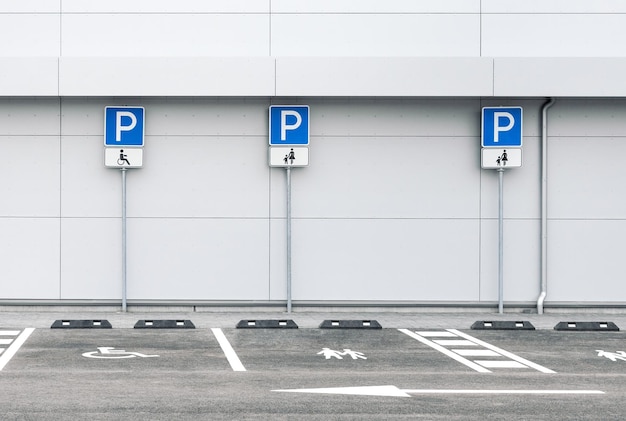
[59,58,275,96]
[61,135,120,217]
[273,0,479,13]
[271,137,479,219]
[545,99,626,137]
[0,136,60,217]
[61,14,269,57]
[291,219,479,301]
[62,0,267,13]
[0,98,60,136]
[271,15,479,57]
[483,14,626,57]
[548,220,626,302]
[127,219,269,300]
[548,137,626,219]
[276,58,492,96]
[130,136,269,218]
[482,0,626,13]
[143,98,268,136]
[60,218,120,299]
[303,98,481,137]
[494,58,626,97]
[0,1,59,13]
[0,58,58,96]
[0,218,60,299]
[269,218,287,300]
[480,220,540,302]
[0,14,59,56]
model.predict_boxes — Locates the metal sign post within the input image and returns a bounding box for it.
[481,106,523,315]
[121,168,128,312]
[268,105,310,314]
[497,168,504,314]
[286,167,292,313]
[104,105,145,312]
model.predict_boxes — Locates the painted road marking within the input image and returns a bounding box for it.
[398,329,490,373]
[398,328,555,374]
[211,328,246,372]
[273,385,604,397]
[0,328,35,371]
[448,329,556,374]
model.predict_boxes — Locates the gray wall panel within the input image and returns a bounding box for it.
[60,218,120,299]
[548,220,626,301]
[131,135,269,218]
[127,219,270,300]
[291,219,480,301]
[0,218,60,299]
[0,136,60,217]
[280,136,479,219]
[480,220,541,302]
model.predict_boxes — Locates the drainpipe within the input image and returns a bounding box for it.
[537,98,555,314]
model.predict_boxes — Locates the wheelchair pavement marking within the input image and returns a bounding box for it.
[211,328,246,372]
[0,328,35,371]
[398,328,555,374]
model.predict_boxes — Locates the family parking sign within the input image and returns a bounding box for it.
[269,105,309,145]
[481,107,523,148]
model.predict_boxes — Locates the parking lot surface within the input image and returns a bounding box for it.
[2,310,626,419]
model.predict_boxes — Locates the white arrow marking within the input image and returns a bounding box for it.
[272,385,605,397]
[273,385,411,397]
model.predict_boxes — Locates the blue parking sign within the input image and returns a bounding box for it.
[104,106,145,147]
[269,106,309,145]
[482,107,523,147]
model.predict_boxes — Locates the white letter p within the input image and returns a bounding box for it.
[280,110,302,141]
[493,112,515,143]
[116,111,137,142]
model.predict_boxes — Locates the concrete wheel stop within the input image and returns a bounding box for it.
[319,320,382,329]
[471,321,535,330]
[51,320,112,329]
[236,319,298,329]
[134,319,195,329]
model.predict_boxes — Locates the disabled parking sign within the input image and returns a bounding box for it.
[104,106,145,147]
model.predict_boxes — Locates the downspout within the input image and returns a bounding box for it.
[537,98,555,314]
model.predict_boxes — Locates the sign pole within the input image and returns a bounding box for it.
[497,168,504,314]
[286,166,292,313]
[121,168,128,312]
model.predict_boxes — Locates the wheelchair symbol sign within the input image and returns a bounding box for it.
[82,347,159,359]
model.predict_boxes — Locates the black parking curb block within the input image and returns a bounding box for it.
[134,319,195,329]
[236,319,298,329]
[554,321,619,331]
[51,319,112,329]
[319,320,382,329]
[471,321,535,330]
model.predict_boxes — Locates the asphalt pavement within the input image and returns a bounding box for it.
[2,308,626,420]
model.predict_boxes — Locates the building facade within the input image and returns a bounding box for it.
[2,1,626,309]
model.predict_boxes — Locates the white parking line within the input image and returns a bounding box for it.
[0,328,35,371]
[211,328,246,372]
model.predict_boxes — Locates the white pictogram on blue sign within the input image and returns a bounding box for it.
[104,106,145,147]
[481,107,523,148]
[269,106,309,145]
